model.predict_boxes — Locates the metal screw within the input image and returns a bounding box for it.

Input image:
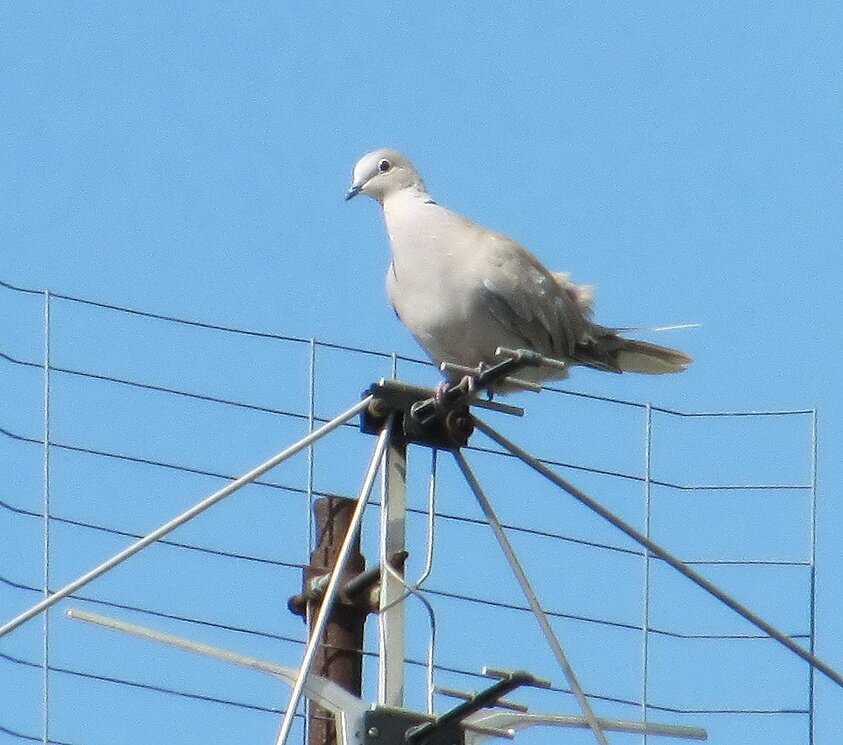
[367,727,380,738]
[367,398,388,419]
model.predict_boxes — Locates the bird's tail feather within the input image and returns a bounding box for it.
[612,322,701,334]
[611,337,692,374]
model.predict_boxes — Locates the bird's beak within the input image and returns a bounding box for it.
[345,184,362,201]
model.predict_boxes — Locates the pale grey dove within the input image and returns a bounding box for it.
[346,149,691,391]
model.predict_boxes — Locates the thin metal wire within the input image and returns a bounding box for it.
[651,406,816,418]
[0,394,811,495]
[0,446,812,570]
[382,561,438,715]
[1,487,813,642]
[307,338,317,553]
[304,338,317,745]
[5,563,809,648]
[425,581,809,639]
[683,558,810,566]
[376,446,439,714]
[424,449,438,582]
[0,345,815,493]
[0,347,311,421]
[0,277,43,295]
[54,292,311,345]
[41,290,51,745]
[1,648,289,715]
[466,439,812,491]
[454,450,609,745]
[541,380,815,417]
[0,276,818,418]
[0,276,419,365]
[0,426,317,495]
[4,643,810,718]
[808,408,818,745]
[642,403,652,744]
[0,397,373,640]
[423,448,438,714]
[0,501,309,569]
[474,417,843,691]
[274,412,394,745]
[0,723,78,745]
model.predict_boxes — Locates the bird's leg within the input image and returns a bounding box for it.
[456,373,478,398]
[433,375,478,412]
[476,362,495,400]
[433,380,451,410]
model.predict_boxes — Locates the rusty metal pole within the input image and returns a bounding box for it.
[291,496,368,745]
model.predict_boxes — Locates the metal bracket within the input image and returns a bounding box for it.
[364,707,464,745]
[288,551,410,618]
[360,380,476,450]
[359,366,527,452]
[360,347,568,452]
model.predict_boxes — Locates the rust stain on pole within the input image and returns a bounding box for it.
[299,496,368,745]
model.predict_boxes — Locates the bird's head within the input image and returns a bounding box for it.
[346,149,426,203]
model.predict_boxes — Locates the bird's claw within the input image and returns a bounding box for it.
[433,375,478,412]
[457,374,478,398]
[432,381,451,411]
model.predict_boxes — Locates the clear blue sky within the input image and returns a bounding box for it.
[1,3,841,744]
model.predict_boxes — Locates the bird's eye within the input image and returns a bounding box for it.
[378,159,391,173]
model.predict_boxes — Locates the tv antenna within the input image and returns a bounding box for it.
[2,346,839,743]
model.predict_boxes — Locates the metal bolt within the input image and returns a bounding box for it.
[367,398,388,419]
[367,726,380,738]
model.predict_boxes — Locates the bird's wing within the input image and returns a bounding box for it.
[476,232,589,360]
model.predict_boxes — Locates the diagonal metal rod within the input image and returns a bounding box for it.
[474,417,843,690]
[454,451,609,745]
[274,413,395,745]
[0,396,373,641]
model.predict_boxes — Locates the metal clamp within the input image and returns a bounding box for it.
[359,348,548,451]
[288,551,410,618]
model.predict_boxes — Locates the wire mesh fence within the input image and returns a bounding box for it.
[0,278,817,744]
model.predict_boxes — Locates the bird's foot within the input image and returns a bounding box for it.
[456,374,478,398]
[432,380,452,411]
[433,375,478,412]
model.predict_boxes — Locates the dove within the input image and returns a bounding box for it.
[346,148,691,392]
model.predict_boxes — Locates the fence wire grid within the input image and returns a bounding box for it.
[0,278,818,745]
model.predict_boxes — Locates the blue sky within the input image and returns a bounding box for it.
[1,3,841,744]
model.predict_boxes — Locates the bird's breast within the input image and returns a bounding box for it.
[382,201,490,366]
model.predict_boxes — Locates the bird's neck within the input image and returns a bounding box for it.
[382,189,436,244]
[382,186,433,208]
